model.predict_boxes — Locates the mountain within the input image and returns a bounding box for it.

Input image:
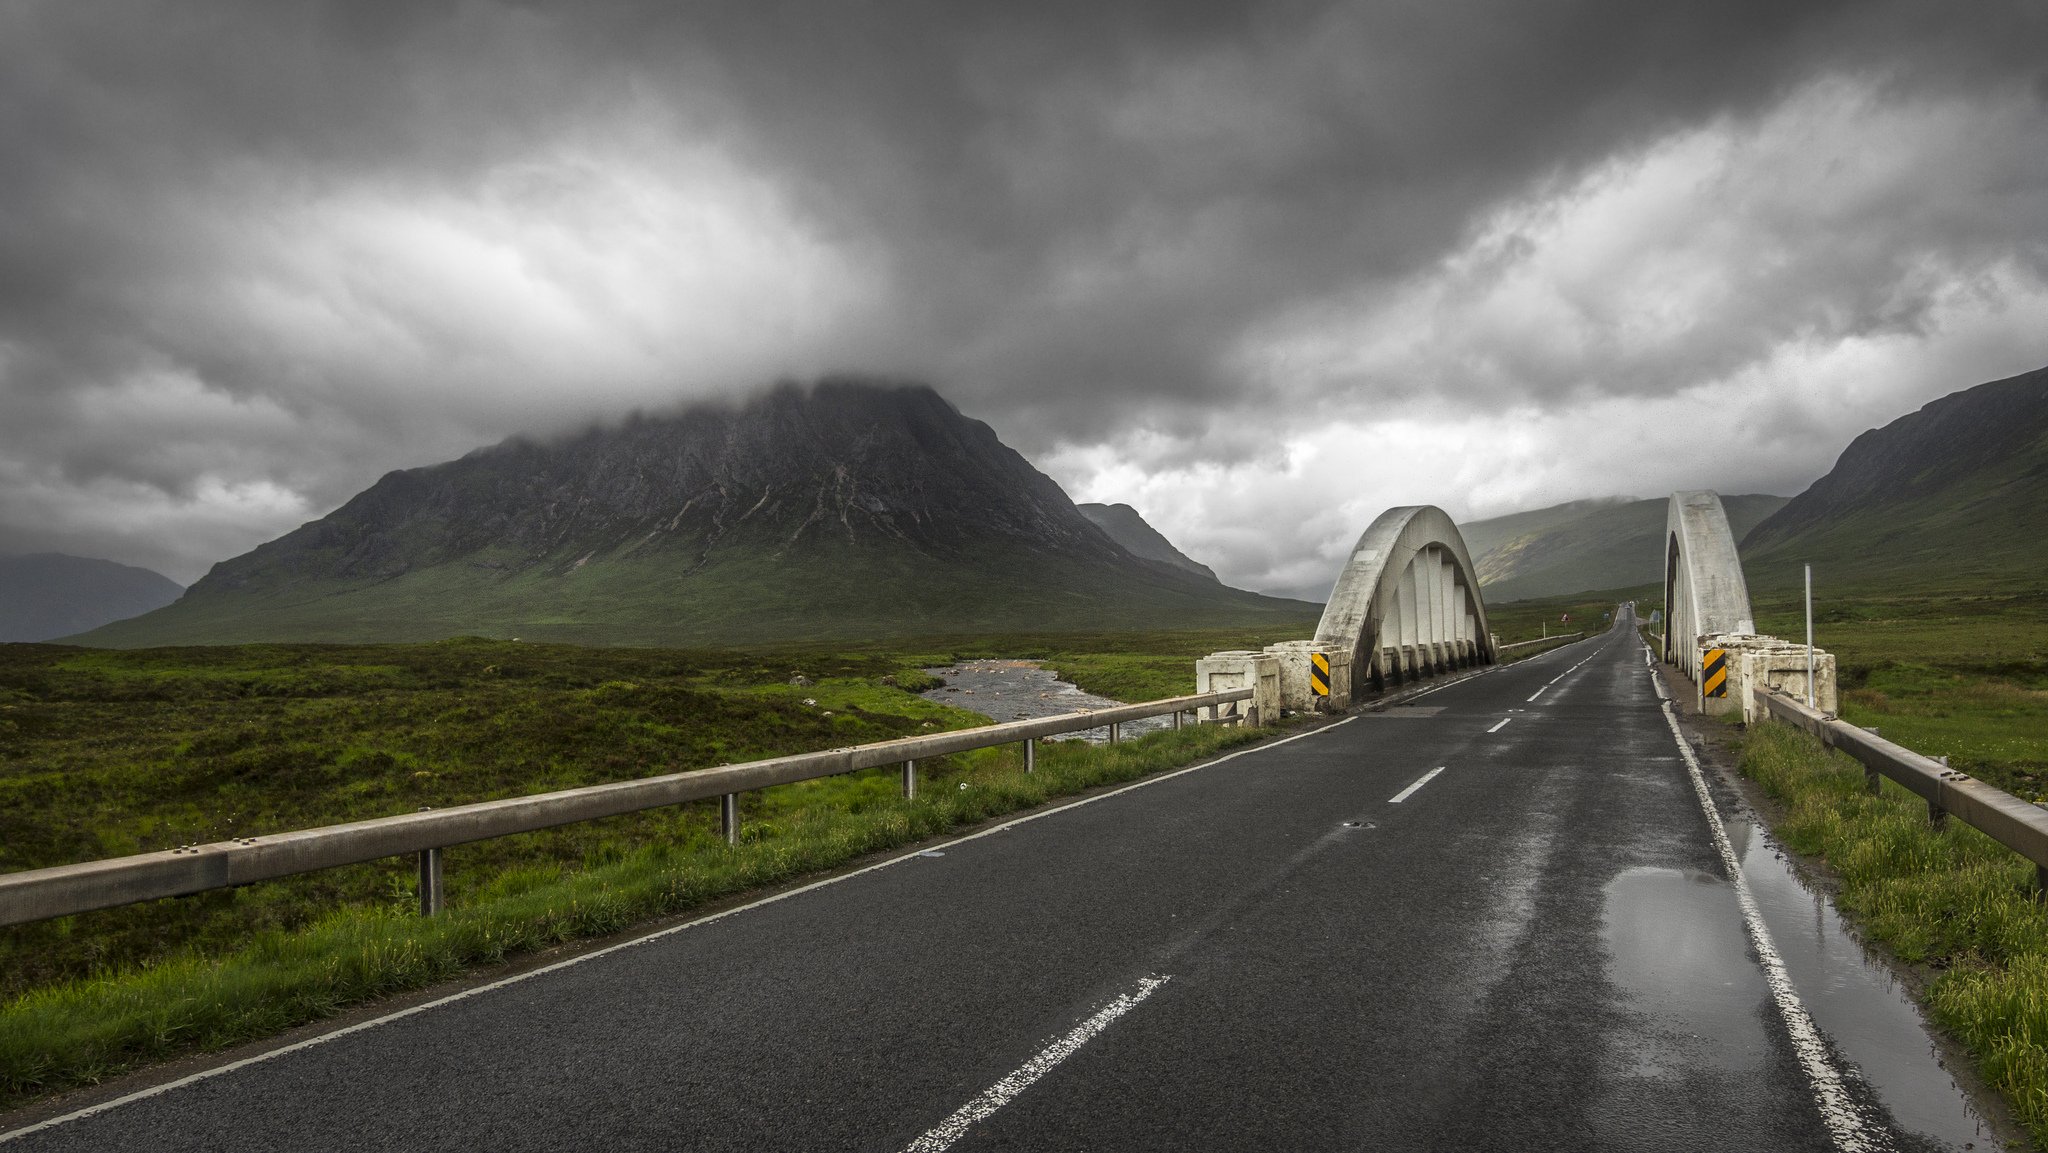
[0,553,183,642]
[79,380,1316,647]
[1739,365,2048,593]
[1076,503,1218,581]
[1465,494,1788,603]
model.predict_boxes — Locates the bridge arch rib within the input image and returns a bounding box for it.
[1661,490,1756,683]
[1313,505,1496,699]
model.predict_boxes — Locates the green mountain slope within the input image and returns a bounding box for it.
[79,381,1316,647]
[1467,494,1787,603]
[1740,365,2048,596]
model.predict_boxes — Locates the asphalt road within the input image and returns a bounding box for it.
[3,609,1963,1151]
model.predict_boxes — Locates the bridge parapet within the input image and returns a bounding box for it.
[1262,640,1353,713]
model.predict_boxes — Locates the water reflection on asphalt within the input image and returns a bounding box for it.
[1602,812,1992,1150]
[918,659,1176,742]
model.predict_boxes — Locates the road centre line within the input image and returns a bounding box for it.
[0,719,1356,1145]
[1527,687,1547,702]
[1651,642,1883,1151]
[901,975,1170,1153]
[1388,766,1447,804]
[1487,718,1512,733]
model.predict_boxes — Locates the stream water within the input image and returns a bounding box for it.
[917,659,1176,742]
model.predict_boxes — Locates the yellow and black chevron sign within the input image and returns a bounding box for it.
[1703,648,1729,698]
[1310,651,1332,698]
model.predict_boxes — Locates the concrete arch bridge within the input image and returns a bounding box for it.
[1199,505,1499,715]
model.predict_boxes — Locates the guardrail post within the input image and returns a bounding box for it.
[902,759,917,800]
[1172,709,1183,731]
[1108,721,1119,744]
[1864,767,1881,796]
[1928,801,1949,829]
[1023,738,1035,774]
[720,793,739,845]
[418,847,444,916]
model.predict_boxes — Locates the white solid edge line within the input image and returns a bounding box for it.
[0,718,1357,1145]
[900,974,1170,1153]
[1651,647,1882,1152]
[1487,718,1512,733]
[1388,766,1447,804]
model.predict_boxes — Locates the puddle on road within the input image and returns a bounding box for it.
[1603,866,1768,1076]
[1602,823,1992,1149]
[919,659,1176,743]
[1725,811,1991,1148]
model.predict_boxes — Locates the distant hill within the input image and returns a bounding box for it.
[81,380,1316,647]
[1465,495,1788,603]
[1740,365,2048,594]
[0,554,183,642]
[1076,503,1218,581]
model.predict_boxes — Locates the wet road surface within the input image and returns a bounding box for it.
[1,609,1991,1151]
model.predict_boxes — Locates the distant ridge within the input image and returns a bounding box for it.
[1463,494,1786,602]
[1740,364,2048,593]
[81,380,1316,647]
[1077,503,1217,581]
[0,553,183,642]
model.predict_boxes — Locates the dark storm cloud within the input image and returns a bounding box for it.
[1,0,2045,585]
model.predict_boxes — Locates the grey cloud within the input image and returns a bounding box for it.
[3,0,2047,584]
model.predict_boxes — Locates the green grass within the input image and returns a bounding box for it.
[1748,587,2048,800]
[78,536,1320,650]
[1738,722,2048,1142]
[0,631,1291,1109]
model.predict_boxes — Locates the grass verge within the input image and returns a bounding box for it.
[0,719,1272,1113]
[1739,721,2048,1142]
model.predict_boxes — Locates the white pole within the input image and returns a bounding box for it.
[1804,564,1815,709]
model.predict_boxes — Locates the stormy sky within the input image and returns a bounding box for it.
[3,1,2045,599]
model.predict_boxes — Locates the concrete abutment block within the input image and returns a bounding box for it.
[1195,651,1282,725]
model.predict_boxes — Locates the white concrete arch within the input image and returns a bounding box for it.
[1313,505,1496,698]
[1661,490,1757,682]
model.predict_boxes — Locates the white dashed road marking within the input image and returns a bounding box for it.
[901,975,1171,1153]
[1388,767,1448,804]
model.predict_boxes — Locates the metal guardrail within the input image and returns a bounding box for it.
[1758,687,2048,892]
[0,688,1256,928]
[1496,631,1584,656]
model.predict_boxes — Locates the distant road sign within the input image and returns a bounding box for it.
[1703,647,1729,697]
[1310,652,1331,698]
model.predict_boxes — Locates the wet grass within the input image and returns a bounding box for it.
[1750,587,2048,801]
[0,634,1284,1111]
[1739,722,2048,1143]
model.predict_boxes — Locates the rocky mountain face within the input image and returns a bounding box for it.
[87,380,1314,646]
[202,381,1124,590]
[1077,503,1218,581]
[0,554,183,642]
[1740,364,2048,592]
